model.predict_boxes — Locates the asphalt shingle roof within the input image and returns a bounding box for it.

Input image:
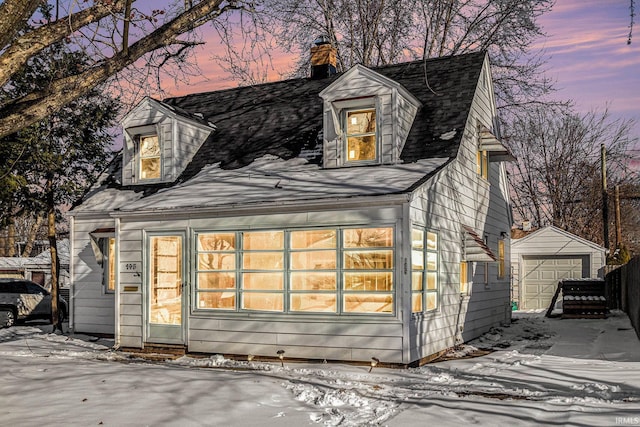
[164,51,486,181]
[76,51,486,210]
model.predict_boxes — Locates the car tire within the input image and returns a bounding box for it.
[1,308,16,328]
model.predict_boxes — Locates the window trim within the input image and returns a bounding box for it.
[193,226,396,316]
[103,237,116,294]
[411,227,439,314]
[460,261,470,295]
[477,149,489,179]
[497,238,506,279]
[342,104,380,166]
[136,133,162,182]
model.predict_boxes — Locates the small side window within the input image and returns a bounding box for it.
[460,261,469,295]
[477,149,488,179]
[103,238,116,293]
[345,108,377,162]
[138,134,161,180]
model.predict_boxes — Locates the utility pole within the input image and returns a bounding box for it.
[601,144,610,250]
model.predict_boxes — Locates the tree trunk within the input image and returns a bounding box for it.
[7,217,16,257]
[47,178,62,333]
[22,213,45,257]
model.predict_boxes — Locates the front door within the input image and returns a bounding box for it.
[146,234,185,344]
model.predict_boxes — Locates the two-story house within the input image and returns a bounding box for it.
[68,47,514,365]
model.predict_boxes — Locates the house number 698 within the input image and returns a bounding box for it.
[125,263,137,271]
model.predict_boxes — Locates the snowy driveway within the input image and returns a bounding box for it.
[1,311,640,426]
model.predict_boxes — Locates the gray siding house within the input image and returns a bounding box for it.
[69,49,514,365]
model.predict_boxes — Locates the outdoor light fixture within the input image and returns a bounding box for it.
[247,354,254,362]
[369,357,380,373]
[277,349,285,367]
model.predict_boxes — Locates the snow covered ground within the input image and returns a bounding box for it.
[1,311,640,426]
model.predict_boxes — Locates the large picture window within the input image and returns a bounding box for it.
[411,228,439,313]
[195,226,395,315]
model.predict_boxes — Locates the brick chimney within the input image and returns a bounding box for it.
[310,36,337,79]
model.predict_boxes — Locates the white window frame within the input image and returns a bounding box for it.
[343,106,379,164]
[411,228,439,314]
[193,226,396,316]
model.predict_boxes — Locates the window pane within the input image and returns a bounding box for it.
[198,291,235,309]
[242,272,283,290]
[243,231,283,250]
[198,233,235,251]
[344,272,393,291]
[412,293,423,312]
[426,292,438,310]
[412,229,424,249]
[140,158,160,179]
[347,109,376,134]
[347,135,376,161]
[243,252,284,270]
[290,250,336,270]
[412,272,423,291]
[198,253,235,270]
[290,293,336,312]
[427,232,437,250]
[290,230,336,249]
[140,135,160,156]
[107,237,116,292]
[149,236,181,325]
[242,292,283,311]
[198,272,235,289]
[427,252,438,271]
[343,293,392,313]
[427,272,437,290]
[411,249,424,270]
[344,250,393,269]
[343,228,393,248]
[290,272,336,290]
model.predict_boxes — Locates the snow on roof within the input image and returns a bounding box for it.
[72,188,144,213]
[119,155,449,213]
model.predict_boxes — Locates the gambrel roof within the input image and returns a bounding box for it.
[74,51,488,213]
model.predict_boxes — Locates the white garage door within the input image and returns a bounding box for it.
[521,255,589,310]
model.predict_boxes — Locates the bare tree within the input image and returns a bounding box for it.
[0,0,253,138]
[505,105,638,250]
[220,0,555,111]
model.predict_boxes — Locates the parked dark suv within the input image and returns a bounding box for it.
[0,279,68,327]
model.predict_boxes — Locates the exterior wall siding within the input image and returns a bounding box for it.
[408,58,511,361]
[71,218,116,335]
[116,206,412,363]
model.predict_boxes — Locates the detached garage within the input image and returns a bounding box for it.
[511,226,606,310]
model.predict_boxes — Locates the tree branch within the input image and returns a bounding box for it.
[0,0,240,138]
[0,0,127,90]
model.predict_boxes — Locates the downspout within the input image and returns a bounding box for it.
[114,217,121,349]
[69,215,75,332]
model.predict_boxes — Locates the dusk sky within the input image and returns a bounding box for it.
[160,1,639,156]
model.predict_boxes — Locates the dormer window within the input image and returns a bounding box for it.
[345,108,377,162]
[139,134,161,180]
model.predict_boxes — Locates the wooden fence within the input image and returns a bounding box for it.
[604,256,640,339]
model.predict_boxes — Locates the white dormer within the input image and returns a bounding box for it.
[319,64,421,168]
[121,97,215,186]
